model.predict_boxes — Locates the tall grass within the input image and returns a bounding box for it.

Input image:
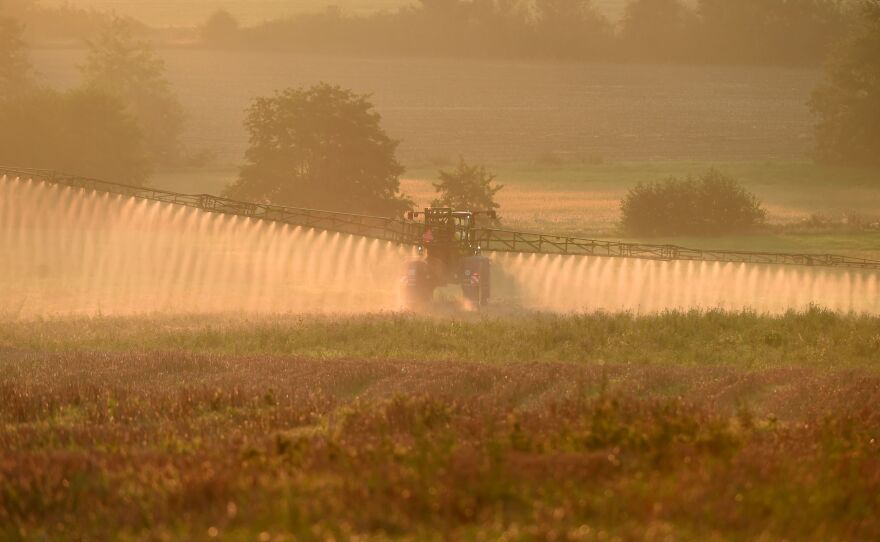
[1,351,878,540]
[3,308,879,368]
[3,309,879,539]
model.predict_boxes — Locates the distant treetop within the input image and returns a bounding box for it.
[201,10,241,47]
[196,0,857,67]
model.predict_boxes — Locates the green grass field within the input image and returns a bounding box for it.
[2,310,879,540]
[4,309,880,367]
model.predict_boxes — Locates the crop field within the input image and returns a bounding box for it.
[33,50,820,164]
[2,310,879,540]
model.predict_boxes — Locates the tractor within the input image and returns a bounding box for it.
[402,208,496,309]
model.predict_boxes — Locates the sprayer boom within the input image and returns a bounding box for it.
[1,167,422,246]
[3,167,879,272]
[475,229,880,269]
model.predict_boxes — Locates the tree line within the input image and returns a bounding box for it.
[202,0,858,66]
[0,17,186,184]
[0,0,146,45]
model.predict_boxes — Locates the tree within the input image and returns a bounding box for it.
[810,1,880,166]
[0,16,31,98]
[0,0,120,46]
[225,83,413,216]
[80,18,184,166]
[695,0,849,65]
[532,0,612,59]
[432,158,503,218]
[619,0,694,62]
[201,10,240,47]
[0,87,149,184]
[620,169,766,235]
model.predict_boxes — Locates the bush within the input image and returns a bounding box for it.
[620,169,766,236]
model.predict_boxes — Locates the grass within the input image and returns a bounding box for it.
[2,311,880,540]
[3,308,880,368]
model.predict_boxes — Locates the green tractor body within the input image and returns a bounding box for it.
[403,208,495,308]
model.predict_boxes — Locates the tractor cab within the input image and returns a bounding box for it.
[403,207,496,308]
[406,208,484,259]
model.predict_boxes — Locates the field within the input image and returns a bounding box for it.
[2,310,880,540]
[34,50,820,165]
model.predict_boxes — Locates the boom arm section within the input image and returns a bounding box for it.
[474,229,880,270]
[1,167,423,246]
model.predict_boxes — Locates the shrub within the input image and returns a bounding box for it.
[620,169,766,236]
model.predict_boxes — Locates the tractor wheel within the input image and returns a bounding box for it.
[402,260,434,309]
[461,256,491,309]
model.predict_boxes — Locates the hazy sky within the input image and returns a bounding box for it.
[42,0,631,26]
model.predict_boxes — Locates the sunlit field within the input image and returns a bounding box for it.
[2,311,879,540]
[5,310,880,366]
